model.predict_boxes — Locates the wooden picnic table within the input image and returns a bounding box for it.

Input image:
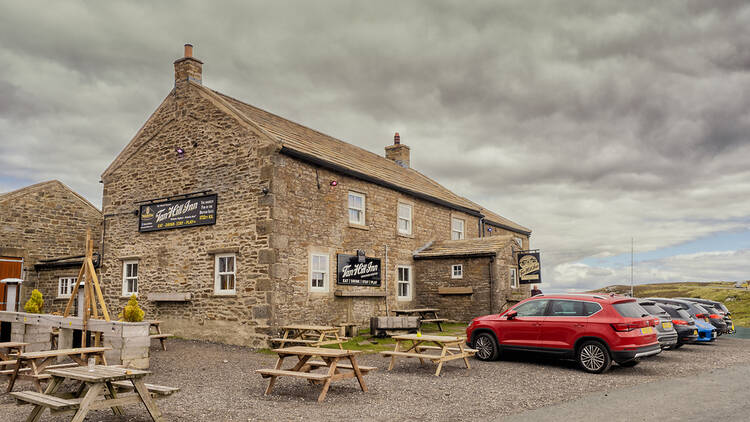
[148,320,173,351]
[6,346,111,393]
[11,365,174,422]
[380,334,477,376]
[0,341,28,361]
[256,346,372,402]
[393,308,445,331]
[270,324,347,349]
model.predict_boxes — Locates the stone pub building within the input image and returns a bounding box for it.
[98,45,533,347]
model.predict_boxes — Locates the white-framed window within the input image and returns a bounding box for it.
[397,202,413,235]
[122,260,139,296]
[214,253,236,295]
[348,191,366,225]
[451,264,463,279]
[514,237,524,247]
[451,217,465,240]
[510,267,518,289]
[58,277,77,298]
[310,253,329,292]
[397,265,412,301]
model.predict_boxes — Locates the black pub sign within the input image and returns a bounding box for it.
[139,194,217,232]
[517,250,542,284]
[337,253,381,286]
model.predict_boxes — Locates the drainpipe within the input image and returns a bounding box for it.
[489,256,494,314]
[384,244,389,316]
[478,217,484,238]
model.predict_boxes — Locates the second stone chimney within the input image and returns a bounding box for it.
[174,43,203,85]
[385,132,410,168]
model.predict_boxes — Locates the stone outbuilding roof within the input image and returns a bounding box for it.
[102,78,530,235]
[0,180,101,213]
[414,236,515,260]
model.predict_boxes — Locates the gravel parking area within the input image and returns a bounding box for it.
[2,337,750,421]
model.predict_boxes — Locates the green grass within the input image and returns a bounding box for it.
[258,322,469,354]
[592,282,750,327]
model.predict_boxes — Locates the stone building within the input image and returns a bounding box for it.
[99,45,533,347]
[0,180,102,314]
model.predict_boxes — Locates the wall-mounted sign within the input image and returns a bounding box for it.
[517,250,541,284]
[337,254,381,286]
[139,194,217,232]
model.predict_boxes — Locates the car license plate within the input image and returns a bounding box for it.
[693,330,698,335]
[662,322,672,330]
[641,327,653,334]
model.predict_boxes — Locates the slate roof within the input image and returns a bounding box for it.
[413,236,514,259]
[210,89,531,235]
[0,180,101,213]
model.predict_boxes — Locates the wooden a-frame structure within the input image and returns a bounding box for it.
[63,230,111,336]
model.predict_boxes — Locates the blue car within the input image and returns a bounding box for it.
[693,318,717,342]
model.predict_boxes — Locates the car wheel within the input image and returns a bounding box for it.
[473,333,499,361]
[618,359,640,367]
[577,341,611,374]
[673,344,683,349]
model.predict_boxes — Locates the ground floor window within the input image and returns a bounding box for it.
[510,267,518,289]
[122,260,138,296]
[310,253,329,292]
[397,265,412,300]
[58,277,77,298]
[451,264,463,279]
[214,254,236,295]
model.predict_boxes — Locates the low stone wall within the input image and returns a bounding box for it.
[0,312,150,369]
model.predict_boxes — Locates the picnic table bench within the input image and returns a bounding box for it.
[269,325,348,349]
[11,365,178,422]
[149,320,173,351]
[257,346,371,402]
[381,334,477,376]
[393,308,446,331]
[0,341,28,361]
[5,346,111,393]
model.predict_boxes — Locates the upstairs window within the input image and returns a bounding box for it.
[348,192,366,225]
[397,203,413,235]
[58,277,77,298]
[451,217,465,240]
[122,260,139,296]
[451,264,463,279]
[509,267,518,289]
[214,254,236,295]
[514,237,524,247]
[310,253,329,292]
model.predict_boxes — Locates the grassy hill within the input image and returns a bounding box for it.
[591,282,750,327]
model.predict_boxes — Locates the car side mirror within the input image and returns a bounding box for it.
[506,310,518,320]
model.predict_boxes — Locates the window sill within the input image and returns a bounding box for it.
[396,297,413,302]
[55,296,72,301]
[348,223,369,231]
[213,292,237,297]
[120,295,138,299]
[397,232,414,239]
[309,289,330,294]
[451,276,463,280]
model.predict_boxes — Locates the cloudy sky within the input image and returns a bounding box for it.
[1,1,749,292]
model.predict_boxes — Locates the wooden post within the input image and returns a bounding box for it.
[63,229,110,322]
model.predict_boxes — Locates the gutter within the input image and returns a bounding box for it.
[413,252,497,260]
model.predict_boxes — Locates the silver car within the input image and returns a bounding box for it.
[638,299,679,349]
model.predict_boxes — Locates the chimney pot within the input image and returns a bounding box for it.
[394,132,400,145]
[385,132,410,168]
[184,44,193,58]
[174,43,203,85]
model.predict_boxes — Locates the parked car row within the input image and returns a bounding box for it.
[466,293,734,374]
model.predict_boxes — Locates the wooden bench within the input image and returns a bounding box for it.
[381,351,442,361]
[305,360,377,373]
[11,391,79,412]
[111,380,180,396]
[416,345,478,354]
[149,334,173,352]
[269,338,319,344]
[0,362,78,377]
[256,368,330,381]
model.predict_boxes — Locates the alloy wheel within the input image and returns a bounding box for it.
[475,335,493,360]
[580,344,606,371]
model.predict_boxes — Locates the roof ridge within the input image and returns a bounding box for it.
[0,180,101,213]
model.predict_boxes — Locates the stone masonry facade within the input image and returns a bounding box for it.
[0,180,102,313]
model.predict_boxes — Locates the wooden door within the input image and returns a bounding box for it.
[0,257,23,311]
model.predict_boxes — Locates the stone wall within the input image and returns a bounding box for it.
[100,82,274,347]
[0,180,102,307]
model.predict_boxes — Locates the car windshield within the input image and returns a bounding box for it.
[613,301,649,318]
[640,303,668,316]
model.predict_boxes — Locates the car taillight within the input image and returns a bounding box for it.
[709,314,720,319]
[695,313,705,319]
[672,319,689,325]
[611,320,648,332]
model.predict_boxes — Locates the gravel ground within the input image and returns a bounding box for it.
[2,337,750,421]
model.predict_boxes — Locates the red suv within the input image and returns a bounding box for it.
[466,294,661,373]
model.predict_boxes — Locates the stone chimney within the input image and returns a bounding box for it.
[385,132,410,168]
[174,43,203,85]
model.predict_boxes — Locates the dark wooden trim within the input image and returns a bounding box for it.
[413,252,496,260]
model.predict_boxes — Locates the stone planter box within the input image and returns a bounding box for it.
[0,311,150,369]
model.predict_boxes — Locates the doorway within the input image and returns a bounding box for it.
[0,257,23,311]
